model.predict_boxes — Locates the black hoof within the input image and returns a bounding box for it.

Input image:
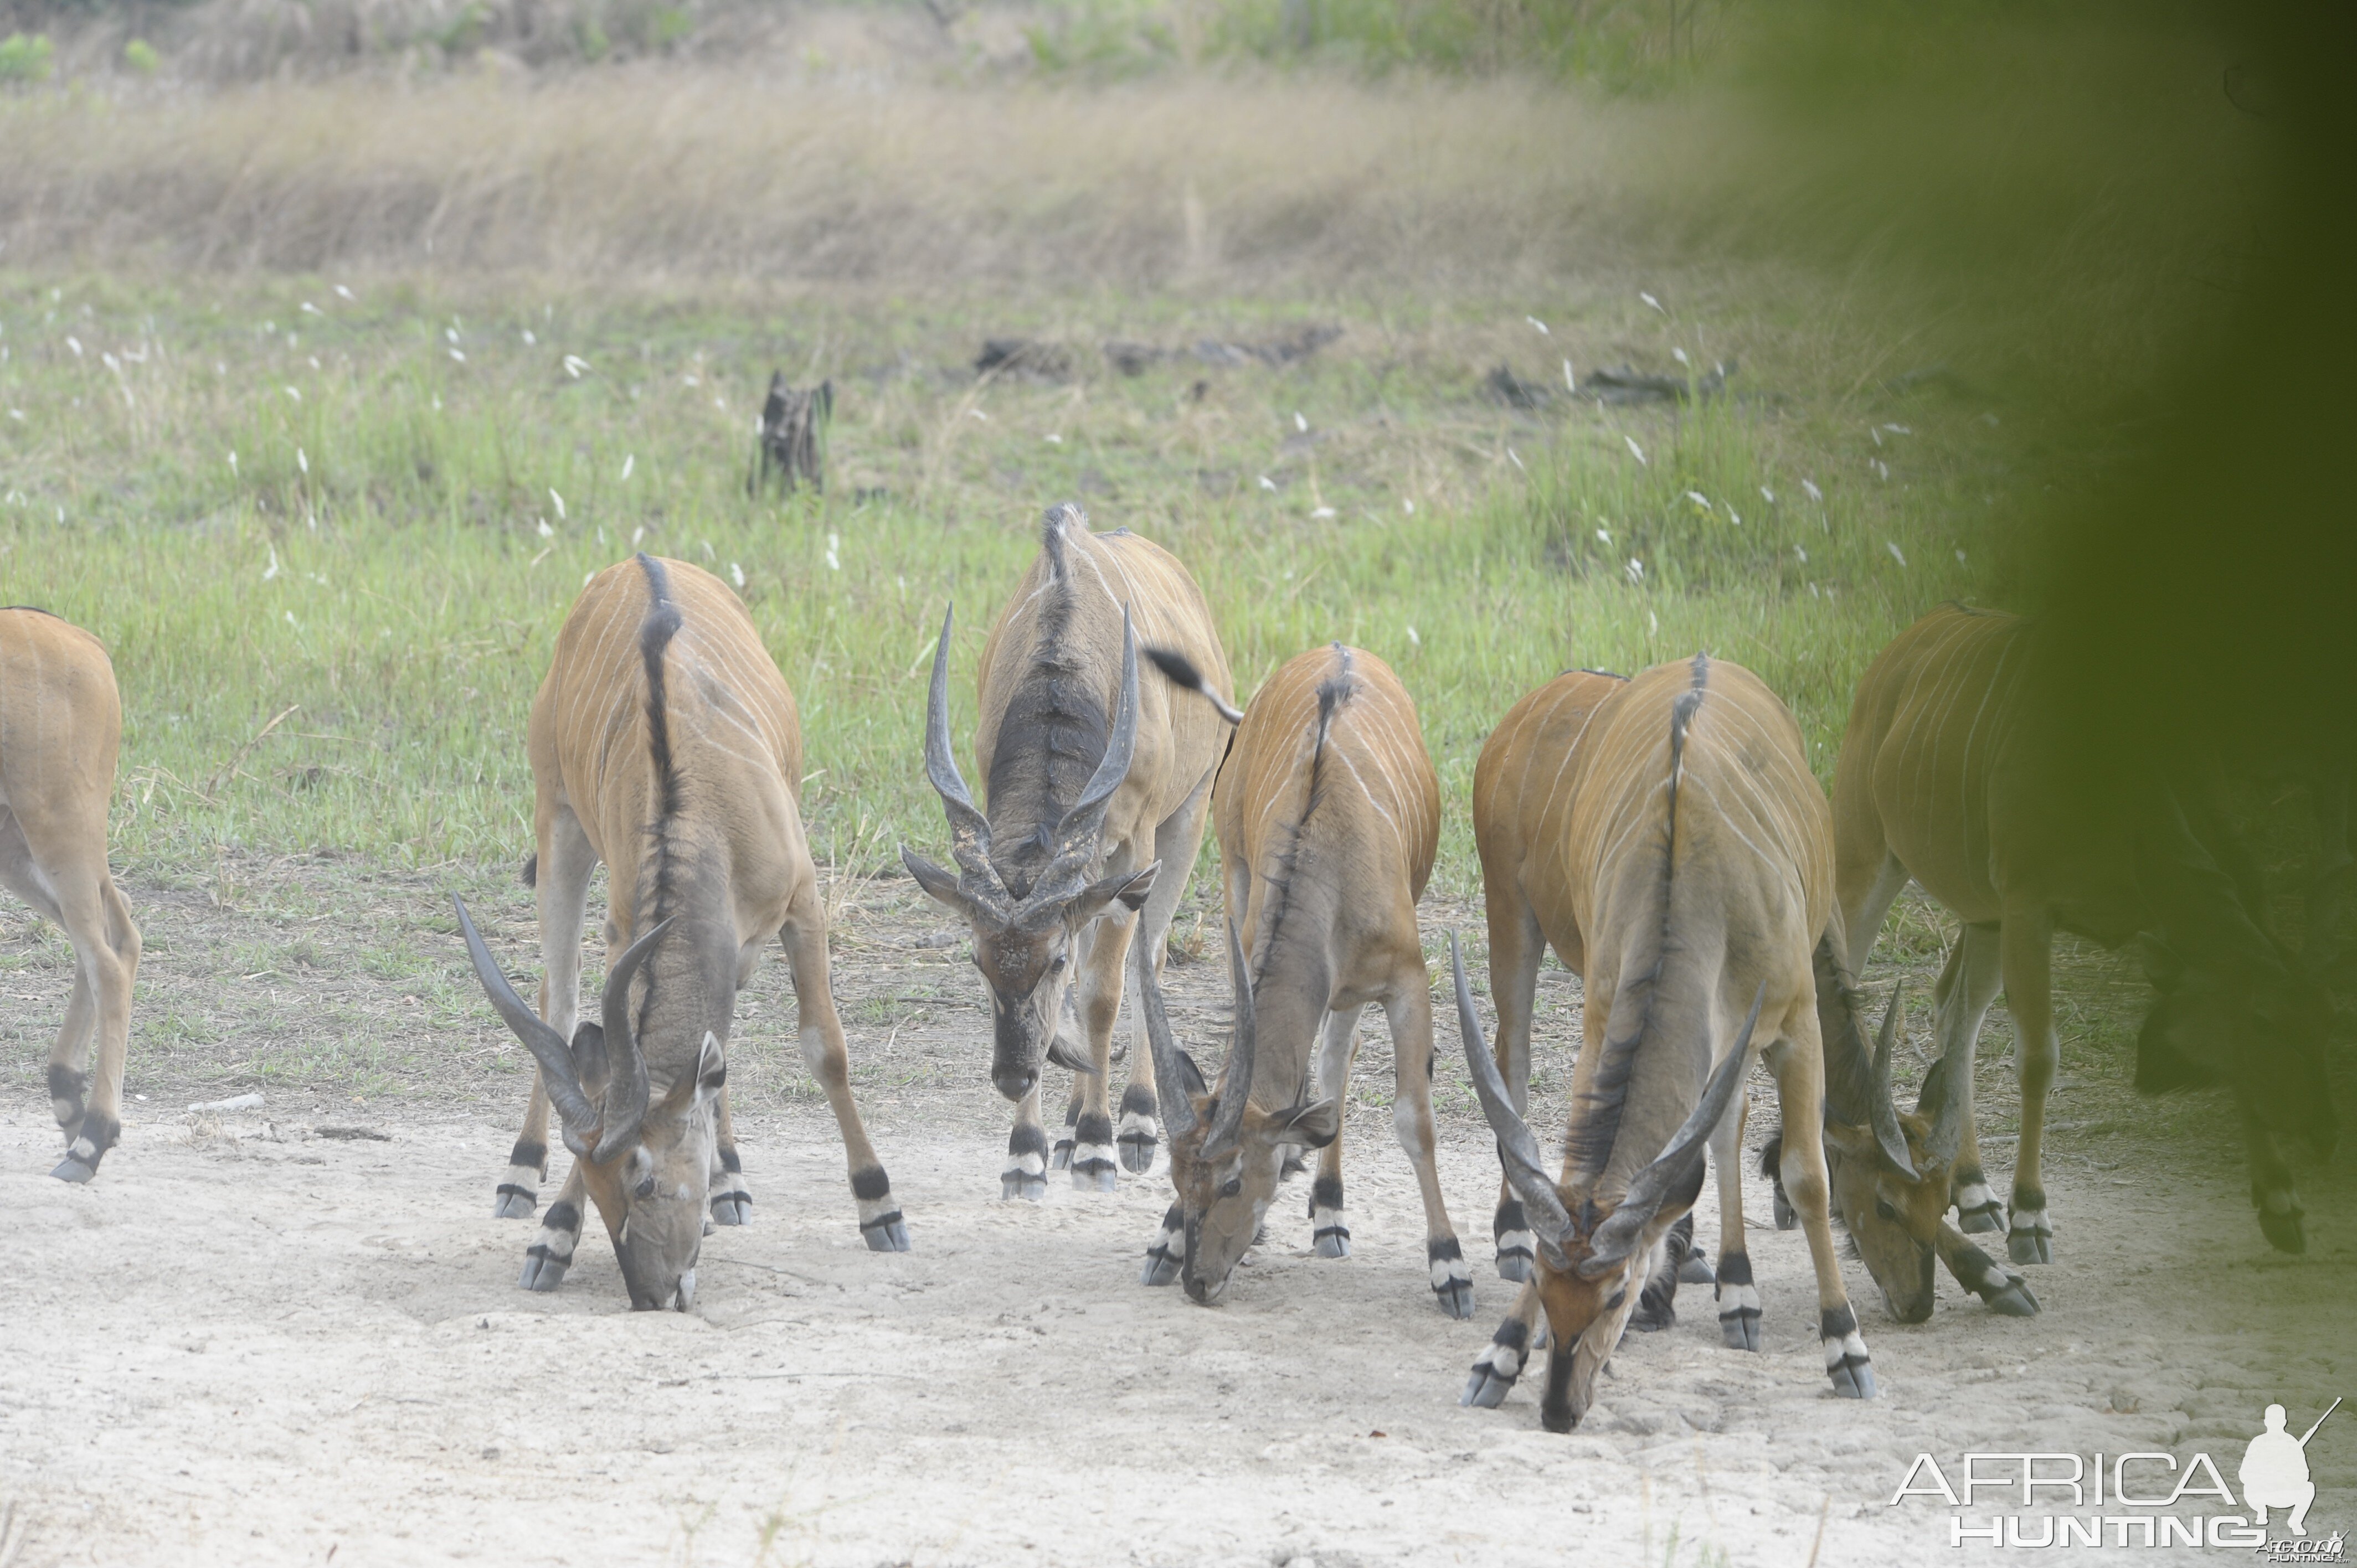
[1495,1251,1531,1283]
[493,1186,539,1220]
[1072,1158,1118,1193]
[2259,1207,2307,1255]
[1463,1348,1524,1408]
[1433,1277,1475,1321]
[1678,1255,1716,1285]
[2007,1227,2052,1266]
[1958,1200,2005,1235]
[49,1155,97,1184]
[1141,1248,1180,1286]
[1720,1309,1762,1352]
[861,1212,912,1252]
[518,1249,572,1292]
[1002,1171,1047,1202]
[1829,1358,1876,1399]
[710,1189,752,1226]
[1772,1189,1797,1230]
[1981,1277,2041,1317]
[1116,1133,1157,1174]
[1049,1140,1074,1172]
[1313,1225,1351,1260]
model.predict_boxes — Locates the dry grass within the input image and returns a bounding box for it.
[0,70,1653,286]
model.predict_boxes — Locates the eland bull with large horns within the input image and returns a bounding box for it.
[1453,653,1895,1431]
[1470,668,2036,1336]
[459,554,907,1311]
[902,504,1232,1196]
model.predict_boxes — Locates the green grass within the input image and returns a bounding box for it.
[0,271,2008,897]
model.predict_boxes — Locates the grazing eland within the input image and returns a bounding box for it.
[462,553,907,1311]
[1834,601,2336,1257]
[1,606,141,1184]
[1454,654,1881,1431]
[1140,642,1474,1317]
[902,503,1231,1197]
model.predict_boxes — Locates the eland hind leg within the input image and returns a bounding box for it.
[781,886,908,1250]
[1997,907,2058,1265]
[0,804,140,1183]
[1768,1009,1876,1399]
[1385,978,1474,1319]
[1936,923,2007,1235]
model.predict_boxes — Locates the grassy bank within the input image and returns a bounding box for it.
[0,265,2003,895]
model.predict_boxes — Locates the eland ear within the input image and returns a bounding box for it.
[569,1021,610,1095]
[1070,862,1159,924]
[902,847,972,916]
[661,1031,728,1111]
[1276,1097,1341,1149]
[1821,1120,1879,1161]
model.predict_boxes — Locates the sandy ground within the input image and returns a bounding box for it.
[2,886,2352,1567]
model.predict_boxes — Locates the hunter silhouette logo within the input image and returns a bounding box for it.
[1890,1395,2341,1550]
[2245,1399,2337,1539]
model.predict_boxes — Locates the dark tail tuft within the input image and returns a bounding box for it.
[1146,646,1207,692]
[521,852,538,889]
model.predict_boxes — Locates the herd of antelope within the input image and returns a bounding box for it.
[2,506,2340,1430]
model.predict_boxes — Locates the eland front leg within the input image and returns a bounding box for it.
[781,893,908,1250]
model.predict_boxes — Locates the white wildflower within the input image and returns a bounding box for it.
[1626,558,1645,585]
[1887,541,1908,568]
[549,488,566,520]
[1624,436,1647,466]
[1526,316,1549,335]
[731,562,746,589]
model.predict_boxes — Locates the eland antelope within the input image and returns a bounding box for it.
[1139,642,1473,1317]
[1,607,141,1183]
[460,554,907,1312]
[1470,667,2009,1333]
[1835,602,2335,1257]
[1454,653,1880,1432]
[902,504,1231,1196]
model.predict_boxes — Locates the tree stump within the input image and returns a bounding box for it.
[749,374,831,496]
